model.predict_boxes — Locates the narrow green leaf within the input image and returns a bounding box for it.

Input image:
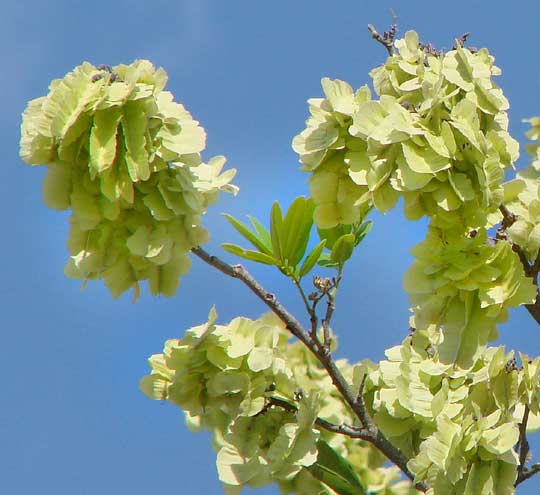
[223,214,273,255]
[270,202,283,262]
[330,234,356,264]
[299,239,327,278]
[283,197,315,267]
[317,224,351,250]
[317,253,340,269]
[281,197,307,265]
[354,220,373,246]
[307,440,366,495]
[221,244,277,265]
[247,215,272,251]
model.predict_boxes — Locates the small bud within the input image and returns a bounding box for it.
[505,357,518,373]
[313,276,331,292]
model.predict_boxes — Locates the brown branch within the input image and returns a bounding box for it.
[321,275,341,351]
[499,205,532,275]
[367,23,396,56]
[532,252,540,278]
[452,32,470,50]
[498,205,540,324]
[322,296,334,351]
[311,276,334,346]
[292,277,315,327]
[516,463,540,486]
[309,274,342,351]
[191,246,427,492]
[498,204,518,240]
[517,405,530,479]
[526,299,540,324]
[309,296,321,339]
[192,246,313,347]
[355,373,372,429]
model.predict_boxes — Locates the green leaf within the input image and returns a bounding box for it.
[354,221,372,246]
[281,197,315,267]
[221,244,277,265]
[330,234,356,264]
[317,224,351,250]
[299,239,327,278]
[317,252,340,268]
[270,202,283,261]
[317,253,336,267]
[307,440,366,495]
[247,215,272,251]
[223,214,273,255]
[281,197,308,263]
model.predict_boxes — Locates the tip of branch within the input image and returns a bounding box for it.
[367,22,396,56]
[453,32,471,49]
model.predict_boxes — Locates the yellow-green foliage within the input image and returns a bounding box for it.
[23,32,540,495]
[293,31,518,230]
[294,31,535,366]
[367,325,540,494]
[20,60,237,298]
[290,31,540,493]
[141,309,411,494]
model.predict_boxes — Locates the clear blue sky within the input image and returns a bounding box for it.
[4,1,540,494]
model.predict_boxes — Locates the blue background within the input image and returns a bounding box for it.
[4,1,540,493]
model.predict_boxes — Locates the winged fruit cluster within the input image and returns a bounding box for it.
[294,31,536,366]
[22,29,540,495]
[293,31,518,230]
[365,324,540,494]
[141,309,413,494]
[20,60,237,298]
[292,30,540,492]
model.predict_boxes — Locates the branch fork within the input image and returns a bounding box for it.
[192,246,427,492]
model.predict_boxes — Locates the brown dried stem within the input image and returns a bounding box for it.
[367,23,396,56]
